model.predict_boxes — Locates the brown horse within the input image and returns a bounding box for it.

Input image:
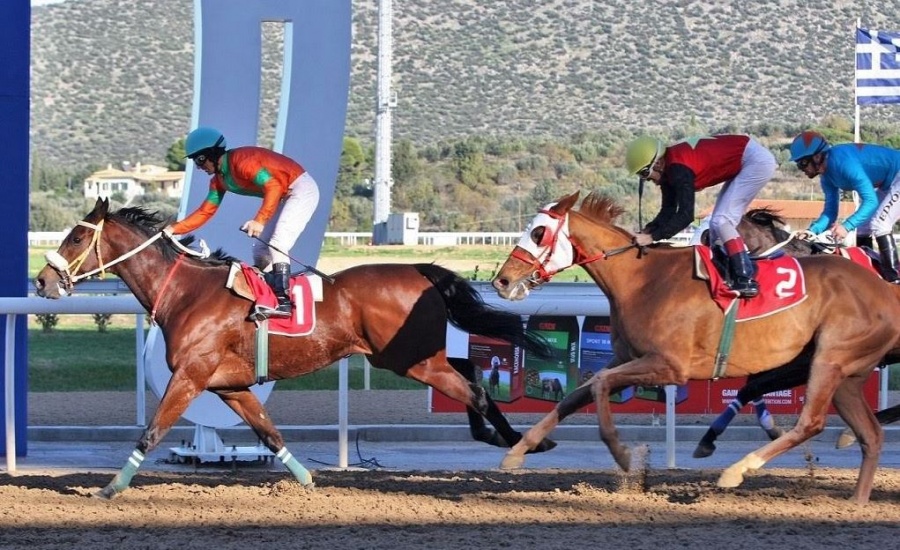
[33,198,556,499]
[692,208,900,456]
[491,190,900,504]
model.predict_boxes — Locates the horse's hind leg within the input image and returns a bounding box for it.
[412,358,556,453]
[839,402,900,448]
[448,358,507,448]
[215,388,313,488]
[695,364,807,458]
[829,375,883,504]
[718,362,844,490]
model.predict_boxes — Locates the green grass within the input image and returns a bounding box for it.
[27,319,425,392]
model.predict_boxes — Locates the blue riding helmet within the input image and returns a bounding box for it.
[789,131,831,161]
[184,127,227,158]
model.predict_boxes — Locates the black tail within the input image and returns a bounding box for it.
[414,263,552,358]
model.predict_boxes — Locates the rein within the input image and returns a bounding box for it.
[756,231,838,258]
[45,218,211,293]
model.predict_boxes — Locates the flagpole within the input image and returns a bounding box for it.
[855,17,861,143]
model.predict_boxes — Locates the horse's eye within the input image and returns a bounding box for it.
[531,226,554,247]
[72,236,82,244]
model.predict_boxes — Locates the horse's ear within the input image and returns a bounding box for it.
[92,197,110,218]
[554,191,581,213]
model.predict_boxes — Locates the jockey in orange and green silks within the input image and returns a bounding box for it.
[168,127,321,318]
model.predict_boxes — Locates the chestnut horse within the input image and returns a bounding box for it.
[33,198,555,499]
[693,208,900,457]
[491,190,900,504]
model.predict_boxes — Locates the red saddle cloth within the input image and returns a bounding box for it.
[837,246,881,277]
[240,263,316,336]
[694,246,807,321]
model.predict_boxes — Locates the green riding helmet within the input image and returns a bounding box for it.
[625,136,664,175]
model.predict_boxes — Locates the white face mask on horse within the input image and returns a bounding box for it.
[509,202,576,295]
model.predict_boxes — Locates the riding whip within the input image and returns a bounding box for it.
[637,176,645,231]
[243,230,335,284]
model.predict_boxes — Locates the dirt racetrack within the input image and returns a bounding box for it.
[2,464,900,549]
[5,390,900,548]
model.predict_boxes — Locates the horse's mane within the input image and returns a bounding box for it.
[575,191,643,241]
[745,207,787,229]
[577,191,626,224]
[109,206,238,266]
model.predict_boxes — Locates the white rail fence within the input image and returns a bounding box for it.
[30,230,698,248]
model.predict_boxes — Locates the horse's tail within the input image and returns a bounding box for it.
[414,263,553,358]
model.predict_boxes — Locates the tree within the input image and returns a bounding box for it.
[391,139,419,187]
[336,136,369,199]
[166,138,187,171]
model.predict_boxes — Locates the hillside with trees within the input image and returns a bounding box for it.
[28,0,900,233]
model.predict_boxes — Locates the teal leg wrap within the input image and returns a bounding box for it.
[109,449,145,494]
[276,447,313,486]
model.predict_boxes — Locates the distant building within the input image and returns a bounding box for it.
[83,162,185,203]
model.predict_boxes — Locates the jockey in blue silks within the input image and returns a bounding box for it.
[790,130,900,283]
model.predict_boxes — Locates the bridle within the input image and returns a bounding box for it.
[44,218,210,294]
[510,207,636,288]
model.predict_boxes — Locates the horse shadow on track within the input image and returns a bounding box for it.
[2,467,892,503]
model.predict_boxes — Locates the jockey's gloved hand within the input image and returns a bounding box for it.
[795,230,817,242]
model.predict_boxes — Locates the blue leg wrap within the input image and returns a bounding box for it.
[276,447,313,486]
[710,399,743,434]
[109,449,145,494]
[753,399,775,430]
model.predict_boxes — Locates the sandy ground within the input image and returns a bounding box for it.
[2,466,900,549]
[5,390,899,549]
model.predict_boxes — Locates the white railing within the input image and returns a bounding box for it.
[32,230,697,248]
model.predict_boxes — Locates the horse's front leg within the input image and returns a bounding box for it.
[499,384,593,469]
[215,388,313,488]
[96,371,207,499]
[591,356,684,471]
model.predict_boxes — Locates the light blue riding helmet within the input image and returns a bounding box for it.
[184,126,227,158]
[789,131,831,162]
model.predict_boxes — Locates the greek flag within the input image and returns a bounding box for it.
[856,28,900,105]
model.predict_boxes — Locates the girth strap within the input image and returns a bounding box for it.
[256,319,269,385]
[712,298,739,379]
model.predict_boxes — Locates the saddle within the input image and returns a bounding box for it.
[225,262,323,336]
[693,246,807,321]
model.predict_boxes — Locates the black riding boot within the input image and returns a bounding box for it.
[856,234,874,250]
[268,262,293,317]
[727,250,760,298]
[875,235,900,284]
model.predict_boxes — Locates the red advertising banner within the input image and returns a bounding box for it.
[434,316,882,416]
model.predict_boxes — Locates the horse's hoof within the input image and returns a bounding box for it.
[302,482,315,491]
[717,466,744,488]
[613,446,632,472]
[500,453,525,470]
[835,428,857,449]
[93,485,118,500]
[693,442,716,459]
[765,426,784,441]
[526,438,557,454]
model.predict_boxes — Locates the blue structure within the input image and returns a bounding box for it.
[181,0,350,266]
[0,0,30,457]
[146,0,351,427]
